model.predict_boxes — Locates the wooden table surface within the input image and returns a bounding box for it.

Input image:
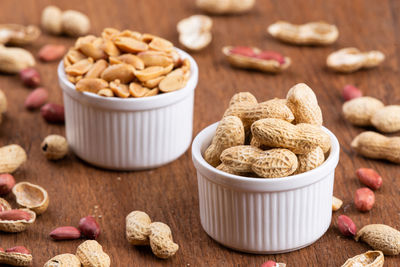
[1,0,400,266]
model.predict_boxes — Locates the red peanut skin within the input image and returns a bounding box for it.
[342,85,362,101]
[337,215,357,237]
[6,246,31,254]
[354,187,375,212]
[40,103,65,124]
[19,67,40,88]
[0,247,4,252]
[24,88,48,110]
[230,46,256,57]
[0,173,15,195]
[0,210,31,221]
[261,260,277,267]
[38,44,66,62]
[356,168,382,190]
[230,46,285,64]
[50,226,81,240]
[79,216,100,239]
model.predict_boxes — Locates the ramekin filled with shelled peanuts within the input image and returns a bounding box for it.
[191,83,340,253]
[58,28,198,170]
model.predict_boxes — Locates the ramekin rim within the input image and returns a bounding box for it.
[58,47,198,104]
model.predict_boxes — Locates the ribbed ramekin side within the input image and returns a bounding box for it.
[197,171,334,253]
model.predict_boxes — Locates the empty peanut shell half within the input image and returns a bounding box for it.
[0,209,36,232]
[268,21,338,45]
[0,24,41,46]
[12,182,49,215]
[327,48,385,73]
[341,250,384,267]
[177,15,212,51]
[0,248,33,266]
[222,46,291,73]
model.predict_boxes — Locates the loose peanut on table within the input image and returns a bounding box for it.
[0,209,36,233]
[355,224,400,255]
[326,47,385,73]
[332,196,343,211]
[351,131,400,164]
[12,182,49,215]
[196,0,255,14]
[342,96,384,126]
[177,15,212,51]
[65,28,190,98]
[0,246,32,267]
[76,240,111,267]
[44,253,81,267]
[41,135,69,160]
[222,46,291,73]
[337,215,357,237]
[126,211,179,259]
[0,24,40,46]
[0,144,27,174]
[0,45,35,73]
[267,21,339,45]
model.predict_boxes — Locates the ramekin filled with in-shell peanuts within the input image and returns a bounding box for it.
[191,83,339,253]
[58,28,198,170]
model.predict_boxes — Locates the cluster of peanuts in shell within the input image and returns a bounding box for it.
[204,83,331,178]
[64,28,191,98]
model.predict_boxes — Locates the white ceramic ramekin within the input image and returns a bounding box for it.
[58,49,198,170]
[192,122,340,254]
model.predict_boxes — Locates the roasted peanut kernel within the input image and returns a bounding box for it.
[85,59,108,79]
[114,36,148,53]
[143,76,164,89]
[101,27,120,40]
[159,73,186,93]
[65,57,93,76]
[134,66,164,82]
[102,38,120,57]
[129,83,149,97]
[137,51,173,67]
[97,88,114,97]
[177,15,213,51]
[66,49,86,64]
[117,30,142,40]
[101,63,135,83]
[144,88,159,97]
[76,78,108,93]
[148,37,173,52]
[109,54,144,70]
[110,80,130,98]
[77,38,106,60]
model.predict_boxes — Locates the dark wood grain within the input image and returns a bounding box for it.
[0,0,399,266]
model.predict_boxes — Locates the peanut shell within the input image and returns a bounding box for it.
[355,224,400,255]
[251,118,329,154]
[204,116,245,167]
[286,83,323,125]
[0,209,36,232]
[12,182,49,215]
[251,148,298,178]
[149,222,179,259]
[351,131,400,164]
[126,211,151,245]
[0,144,27,173]
[371,105,400,133]
[44,253,81,267]
[220,145,262,173]
[342,97,384,126]
[76,240,111,267]
[0,250,32,266]
[341,250,384,267]
[295,146,324,174]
